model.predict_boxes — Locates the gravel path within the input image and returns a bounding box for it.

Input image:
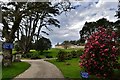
[14,59,64,78]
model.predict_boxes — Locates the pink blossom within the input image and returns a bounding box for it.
[112,31,116,37]
[112,47,117,52]
[102,53,104,56]
[104,74,107,77]
[79,27,118,78]
[80,56,84,59]
[96,74,101,78]
[92,54,95,57]
[94,61,97,65]
[100,66,103,70]
[85,64,88,67]
[95,41,99,45]
[79,63,83,67]
[100,44,105,48]
[104,49,109,52]
[88,71,91,75]
[90,45,93,48]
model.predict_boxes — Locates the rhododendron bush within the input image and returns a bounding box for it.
[80,27,119,78]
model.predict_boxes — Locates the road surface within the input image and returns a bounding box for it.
[15,59,64,78]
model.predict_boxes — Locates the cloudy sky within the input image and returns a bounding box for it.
[41,0,119,47]
[0,0,119,47]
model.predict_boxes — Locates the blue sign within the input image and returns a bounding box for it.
[2,43,14,49]
[81,72,89,78]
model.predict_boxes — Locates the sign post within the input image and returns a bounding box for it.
[81,71,89,79]
[2,43,14,49]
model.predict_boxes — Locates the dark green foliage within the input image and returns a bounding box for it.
[65,52,72,60]
[57,50,66,62]
[14,44,21,52]
[45,55,53,58]
[71,50,77,58]
[22,52,41,59]
[70,49,83,58]
[14,41,22,52]
[56,49,84,61]
[22,53,31,58]
[30,53,41,59]
[34,37,52,52]
[79,18,114,43]
[76,49,84,56]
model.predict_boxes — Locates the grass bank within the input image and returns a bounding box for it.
[48,57,120,79]
[2,62,30,80]
[48,58,82,78]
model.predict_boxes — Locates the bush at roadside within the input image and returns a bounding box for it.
[57,50,66,62]
[22,52,41,59]
[80,27,119,78]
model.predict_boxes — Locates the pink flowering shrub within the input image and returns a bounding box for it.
[80,27,118,78]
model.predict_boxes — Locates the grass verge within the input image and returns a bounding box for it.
[2,62,30,80]
[48,58,120,79]
[48,58,82,78]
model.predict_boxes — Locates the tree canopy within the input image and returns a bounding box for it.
[34,37,52,52]
[79,18,115,43]
[1,1,78,66]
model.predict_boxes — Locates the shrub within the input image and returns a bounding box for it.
[22,52,41,59]
[14,44,22,51]
[70,50,83,58]
[65,52,72,60]
[57,50,66,62]
[71,50,77,58]
[76,49,84,56]
[80,27,118,78]
[22,53,31,58]
[45,55,53,58]
[30,52,41,59]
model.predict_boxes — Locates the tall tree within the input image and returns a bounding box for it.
[1,1,77,66]
[2,2,26,66]
[34,37,51,52]
[79,18,114,43]
[17,2,60,53]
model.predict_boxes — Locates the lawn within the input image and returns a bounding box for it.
[42,48,80,58]
[48,57,120,79]
[28,48,60,58]
[48,58,82,78]
[2,62,30,80]
[45,48,61,58]
[21,48,83,59]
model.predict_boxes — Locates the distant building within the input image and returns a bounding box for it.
[55,43,84,49]
[55,43,64,49]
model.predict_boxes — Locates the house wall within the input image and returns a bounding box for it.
[69,45,85,49]
[55,45,64,49]
[55,45,85,49]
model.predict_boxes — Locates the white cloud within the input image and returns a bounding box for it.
[63,34,69,37]
[95,0,104,8]
[68,21,85,30]
[41,1,119,47]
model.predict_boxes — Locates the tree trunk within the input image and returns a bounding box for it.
[2,48,12,67]
[2,40,13,67]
